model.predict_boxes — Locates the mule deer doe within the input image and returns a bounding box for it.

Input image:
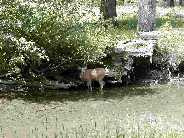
[80,67,109,91]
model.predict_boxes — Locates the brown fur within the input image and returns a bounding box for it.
[80,68,107,91]
[80,68,106,81]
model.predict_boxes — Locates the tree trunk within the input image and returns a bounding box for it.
[100,0,117,19]
[138,0,156,32]
[179,0,183,6]
[166,0,175,7]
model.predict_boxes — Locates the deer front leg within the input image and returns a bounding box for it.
[99,80,105,90]
[87,80,92,91]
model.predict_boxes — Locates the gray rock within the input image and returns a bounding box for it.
[115,39,156,57]
[138,31,161,40]
[176,13,184,18]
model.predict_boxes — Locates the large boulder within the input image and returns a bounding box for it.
[115,39,156,58]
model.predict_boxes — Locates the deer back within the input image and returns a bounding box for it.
[80,68,106,81]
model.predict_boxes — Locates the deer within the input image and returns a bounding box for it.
[80,67,109,91]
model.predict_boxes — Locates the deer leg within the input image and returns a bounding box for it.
[87,81,92,91]
[99,80,105,90]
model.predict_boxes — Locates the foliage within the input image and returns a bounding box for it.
[157,29,184,65]
[0,34,48,78]
[1,0,182,81]
[0,0,116,79]
[156,14,184,29]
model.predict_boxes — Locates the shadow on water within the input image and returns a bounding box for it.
[0,85,159,103]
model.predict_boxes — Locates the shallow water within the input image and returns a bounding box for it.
[0,84,184,137]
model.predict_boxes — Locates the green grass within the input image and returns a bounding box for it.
[1,85,184,137]
[156,16,184,28]
[0,98,184,138]
[103,13,184,51]
[117,14,184,30]
[101,13,183,47]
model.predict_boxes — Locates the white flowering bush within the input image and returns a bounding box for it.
[0,33,49,80]
[157,30,184,65]
[0,0,115,79]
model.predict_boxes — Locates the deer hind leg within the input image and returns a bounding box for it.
[99,80,105,90]
[87,80,92,91]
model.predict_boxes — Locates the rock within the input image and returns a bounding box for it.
[176,13,184,18]
[115,39,156,57]
[138,31,161,40]
[46,81,78,89]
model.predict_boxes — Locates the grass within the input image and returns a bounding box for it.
[156,16,184,28]
[117,14,184,29]
[103,12,184,46]
[0,99,184,138]
[0,85,184,137]
[0,2,184,137]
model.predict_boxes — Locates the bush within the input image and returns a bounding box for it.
[0,0,115,80]
[157,29,184,65]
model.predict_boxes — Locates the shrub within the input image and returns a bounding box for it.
[0,0,115,80]
[157,29,184,65]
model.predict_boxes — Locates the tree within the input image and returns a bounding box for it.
[138,0,156,32]
[100,0,117,25]
[179,0,183,6]
[166,0,175,7]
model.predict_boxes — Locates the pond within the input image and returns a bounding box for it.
[0,84,184,138]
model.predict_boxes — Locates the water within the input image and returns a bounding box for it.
[0,84,184,137]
